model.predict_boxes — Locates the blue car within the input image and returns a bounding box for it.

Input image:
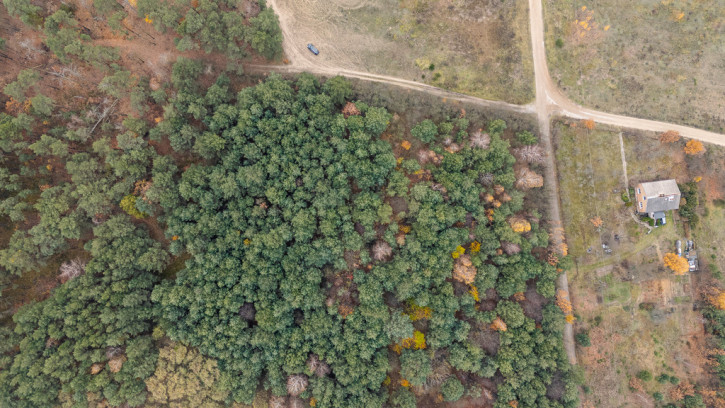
[307,44,319,55]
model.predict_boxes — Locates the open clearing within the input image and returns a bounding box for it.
[269,0,534,103]
[544,0,725,133]
[554,120,725,406]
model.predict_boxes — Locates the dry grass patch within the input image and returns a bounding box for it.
[544,0,725,132]
[274,0,534,103]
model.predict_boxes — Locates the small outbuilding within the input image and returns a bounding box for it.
[635,180,681,220]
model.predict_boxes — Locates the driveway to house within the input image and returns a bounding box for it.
[257,0,725,366]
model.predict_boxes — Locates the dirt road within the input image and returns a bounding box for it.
[527,0,577,365]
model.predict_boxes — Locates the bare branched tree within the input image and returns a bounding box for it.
[239,302,256,321]
[286,375,308,396]
[59,259,85,283]
[269,396,287,408]
[307,354,331,378]
[479,173,494,186]
[514,145,546,163]
[372,241,392,262]
[502,242,521,255]
[288,397,304,408]
[469,130,490,149]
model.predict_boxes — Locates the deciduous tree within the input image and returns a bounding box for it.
[684,140,705,155]
[664,252,689,275]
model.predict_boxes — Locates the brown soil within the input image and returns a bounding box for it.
[520,279,548,323]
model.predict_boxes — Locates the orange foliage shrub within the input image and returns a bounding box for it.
[701,388,725,408]
[556,290,572,314]
[90,363,103,375]
[589,216,603,228]
[663,253,689,275]
[547,252,559,266]
[490,317,507,332]
[341,101,360,118]
[684,140,705,155]
[338,304,353,318]
[582,119,595,130]
[669,381,695,401]
[659,130,681,143]
[515,168,544,189]
[453,255,476,284]
[108,356,126,373]
[628,377,644,392]
[706,287,725,310]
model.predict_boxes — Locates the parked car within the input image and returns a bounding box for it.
[307,43,319,55]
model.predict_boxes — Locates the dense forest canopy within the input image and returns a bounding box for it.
[0,1,578,406]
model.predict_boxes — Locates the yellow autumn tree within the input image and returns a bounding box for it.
[406,301,432,321]
[401,330,426,350]
[469,285,480,301]
[663,253,689,275]
[708,289,725,310]
[509,217,531,233]
[684,140,705,155]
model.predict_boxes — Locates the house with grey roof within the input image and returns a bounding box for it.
[635,180,681,220]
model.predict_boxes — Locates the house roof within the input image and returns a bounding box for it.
[640,180,680,197]
[646,197,680,213]
[640,180,680,213]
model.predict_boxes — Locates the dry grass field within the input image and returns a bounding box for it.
[544,0,725,133]
[554,120,725,407]
[272,0,534,103]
